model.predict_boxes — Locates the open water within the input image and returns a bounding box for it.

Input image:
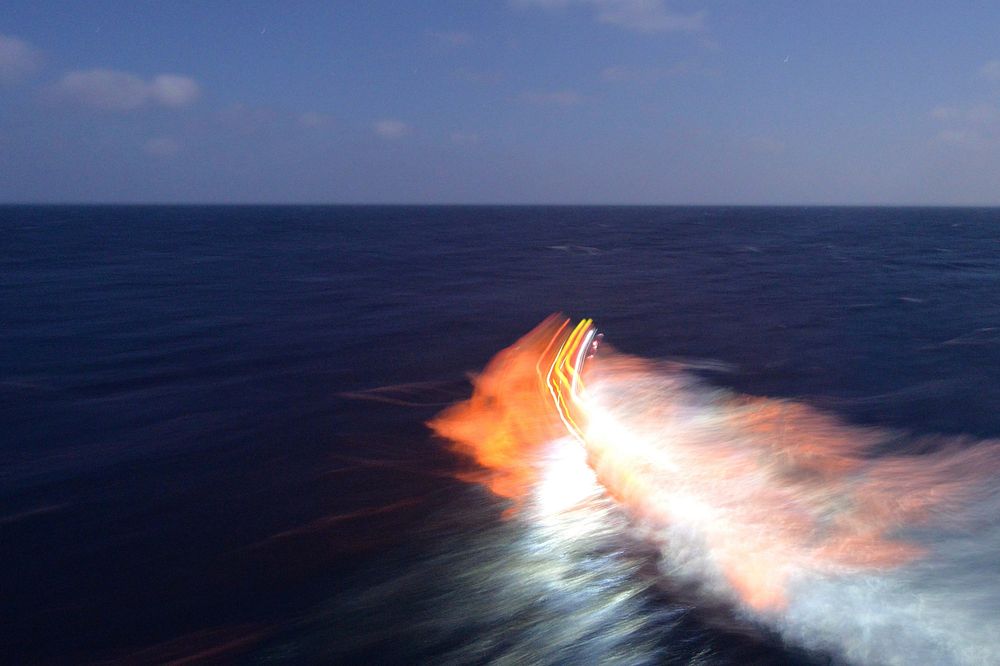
[3,205,1000,663]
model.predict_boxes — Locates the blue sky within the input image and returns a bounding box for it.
[2,1,1000,204]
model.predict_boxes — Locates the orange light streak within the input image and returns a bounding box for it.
[427,315,576,502]
[430,316,995,612]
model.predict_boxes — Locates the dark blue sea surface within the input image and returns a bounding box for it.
[3,205,1000,663]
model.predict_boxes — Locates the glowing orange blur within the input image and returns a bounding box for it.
[427,315,578,501]
[430,316,992,612]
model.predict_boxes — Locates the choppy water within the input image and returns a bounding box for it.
[3,205,1000,663]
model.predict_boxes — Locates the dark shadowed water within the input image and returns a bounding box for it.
[3,205,1000,663]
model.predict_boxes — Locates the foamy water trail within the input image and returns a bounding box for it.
[430,317,1000,665]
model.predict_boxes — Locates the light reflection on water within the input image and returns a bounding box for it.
[409,318,1000,665]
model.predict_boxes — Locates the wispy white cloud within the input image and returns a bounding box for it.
[936,129,982,148]
[373,119,410,139]
[929,59,1000,149]
[513,0,570,7]
[930,102,999,149]
[513,0,705,34]
[49,69,199,110]
[600,65,643,82]
[298,111,334,128]
[930,103,998,124]
[591,0,705,33]
[966,104,999,123]
[51,70,147,110]
[428,30,473,46]
[979,60,1000,82]
[148,74,200,107]
[0,34,42,84]
[599,61,707,82]
[929,105,961,121]
[521,89,583,106]
[142,136,181,157]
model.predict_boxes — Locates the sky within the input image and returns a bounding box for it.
[2,1,1000,204]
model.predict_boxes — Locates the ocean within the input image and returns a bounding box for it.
[3,205,1000,664]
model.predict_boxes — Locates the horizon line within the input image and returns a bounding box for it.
[4,201,1000,209]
